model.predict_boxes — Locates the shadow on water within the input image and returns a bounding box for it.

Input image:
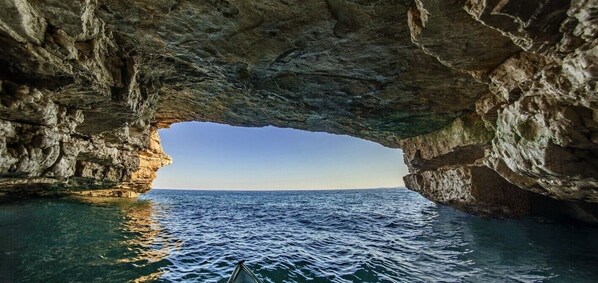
[0,189,597,282]
[430,207,598,282]
[0,197,173,282]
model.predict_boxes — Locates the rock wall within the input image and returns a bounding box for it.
[0,0,596,220]
[400,0,598,221]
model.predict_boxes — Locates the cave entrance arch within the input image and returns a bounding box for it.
[153,122,408,191]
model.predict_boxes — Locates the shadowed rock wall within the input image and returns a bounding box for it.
[0,0,596,220]
[401,0,597,221]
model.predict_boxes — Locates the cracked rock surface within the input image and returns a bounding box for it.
[0,0,596,220]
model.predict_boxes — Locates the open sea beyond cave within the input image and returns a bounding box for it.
[1,188,598,282]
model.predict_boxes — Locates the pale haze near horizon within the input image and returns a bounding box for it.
[153,122,408,190]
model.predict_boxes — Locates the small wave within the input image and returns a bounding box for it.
[1,189,598,282]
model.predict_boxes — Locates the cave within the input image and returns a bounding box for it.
[0,1,596,222]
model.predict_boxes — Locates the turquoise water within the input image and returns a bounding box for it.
[1,188,598,282]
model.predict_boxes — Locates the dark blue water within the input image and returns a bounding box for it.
[1,188,598,282]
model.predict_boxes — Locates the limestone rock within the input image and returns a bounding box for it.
[0,0,596,221]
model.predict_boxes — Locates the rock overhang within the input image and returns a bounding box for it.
[0,0,596,222]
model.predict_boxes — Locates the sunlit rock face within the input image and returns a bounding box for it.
[0,0,596,219]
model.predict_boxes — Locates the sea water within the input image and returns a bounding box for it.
[1,188,597,282]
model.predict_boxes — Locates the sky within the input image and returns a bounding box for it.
[153,122,409,190]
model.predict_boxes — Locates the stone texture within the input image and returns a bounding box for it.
[0,0,596,220]
[404,165,533,216]
[399,0,598,220]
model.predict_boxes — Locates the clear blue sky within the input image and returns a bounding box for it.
[153,122,408,190]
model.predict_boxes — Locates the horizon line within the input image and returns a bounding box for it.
[151,186,406,192]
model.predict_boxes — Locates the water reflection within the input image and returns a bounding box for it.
[75,197,181,282]
[0,196,174,282]
[454,209,598,281]
[1,189,598,283]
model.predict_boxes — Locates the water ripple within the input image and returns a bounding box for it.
[1,189,598,282]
